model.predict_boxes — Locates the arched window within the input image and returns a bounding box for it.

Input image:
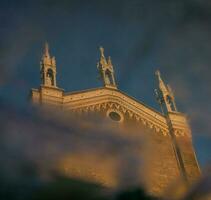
[105,69,113,85]
[46,68,54,86]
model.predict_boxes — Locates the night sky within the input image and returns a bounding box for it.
[0,0,211,168]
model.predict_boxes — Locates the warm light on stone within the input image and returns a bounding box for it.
[30,44,201,197]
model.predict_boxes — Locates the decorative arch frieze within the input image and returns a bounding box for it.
[70,101,169,136]
[173,129,190,137]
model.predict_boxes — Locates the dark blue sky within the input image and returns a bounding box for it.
[0,0,211,168]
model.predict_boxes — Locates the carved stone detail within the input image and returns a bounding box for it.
[71,101,169,136]
[173,129,189,137]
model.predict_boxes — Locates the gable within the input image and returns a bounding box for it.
[63,87,169,135]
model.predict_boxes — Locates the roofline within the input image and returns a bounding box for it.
[64,87,107,95]
[64,86,164,117]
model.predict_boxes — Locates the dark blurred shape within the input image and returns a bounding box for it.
[31,174,108,200]
[116,187,157,200]
[0,173,158,200]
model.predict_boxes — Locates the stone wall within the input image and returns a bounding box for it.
[30,86,200,197]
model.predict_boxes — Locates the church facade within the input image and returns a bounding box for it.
[30,43,200,196]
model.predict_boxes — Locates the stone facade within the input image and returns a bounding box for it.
[30,44,200,196]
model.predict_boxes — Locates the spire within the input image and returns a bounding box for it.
[99,46,107,66]
[44,42,50,58]
[97,47,117,89]
[155,70,177,113]
[155,70,168,95]
[99,46,105,58]
[40,42,57,87]
[155,70,162,83]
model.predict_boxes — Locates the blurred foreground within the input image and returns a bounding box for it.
[0,101,210,200]
[1,171,211,200]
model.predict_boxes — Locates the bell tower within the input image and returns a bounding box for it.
[31,42,63,106]
[40,42,57,87]
[155,70,200,184]
[97,47,117,89]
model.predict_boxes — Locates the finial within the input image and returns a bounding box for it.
[44,42,50,58]
[99,46,105,58]
[108,56,112,65]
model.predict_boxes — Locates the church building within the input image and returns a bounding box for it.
[30,43,200,196]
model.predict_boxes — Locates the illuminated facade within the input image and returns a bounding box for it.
[30,43,200,196]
